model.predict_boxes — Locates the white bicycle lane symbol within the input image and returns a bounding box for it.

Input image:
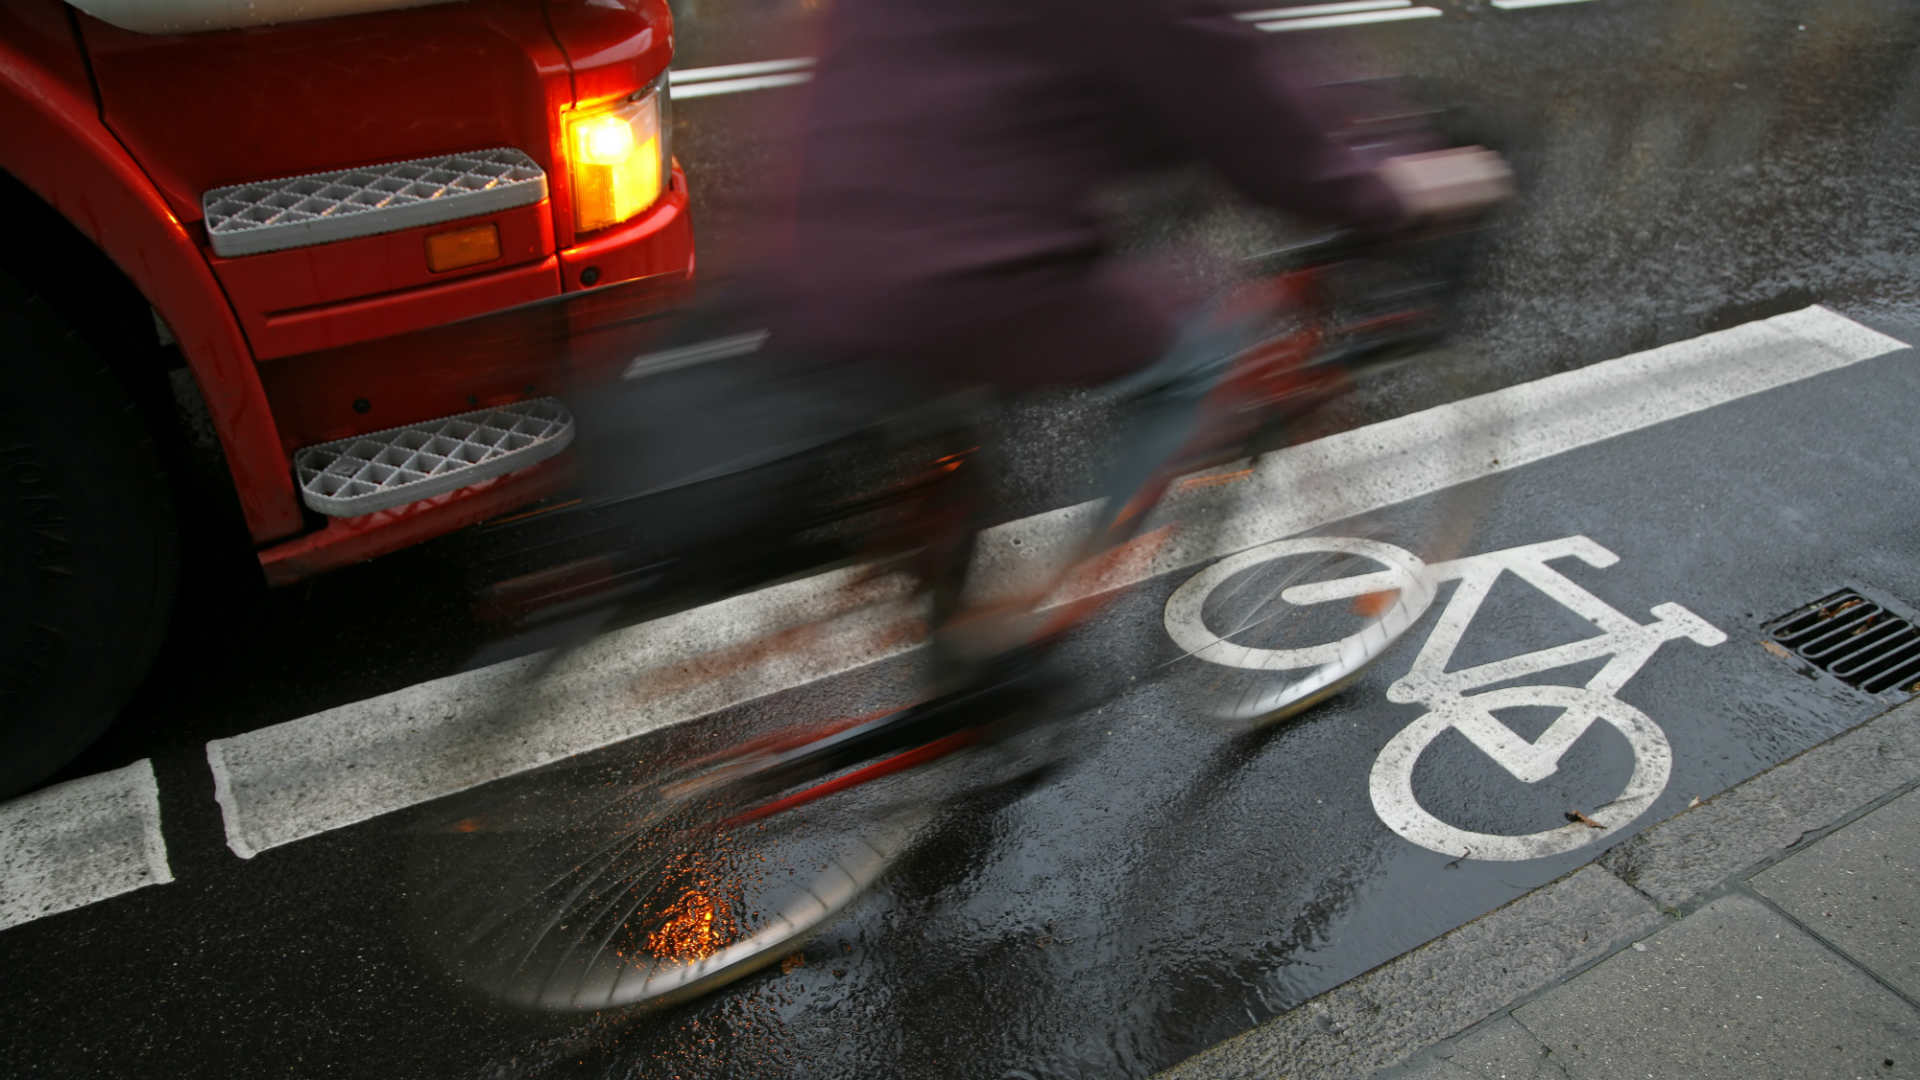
[1165,535,1727,861]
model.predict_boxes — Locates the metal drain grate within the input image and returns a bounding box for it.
[1765,588,1920,696]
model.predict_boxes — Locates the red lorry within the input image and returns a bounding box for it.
[0,0,695,793]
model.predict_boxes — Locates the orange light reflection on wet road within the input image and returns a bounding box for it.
[646,887,738,963]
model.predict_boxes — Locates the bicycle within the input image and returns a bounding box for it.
[406,218,1509,1014]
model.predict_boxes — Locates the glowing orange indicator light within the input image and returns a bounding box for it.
[578,114,637,164]
[568,93,665,233]
[424,222,502,273]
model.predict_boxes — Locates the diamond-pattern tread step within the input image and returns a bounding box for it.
[203,148,547,258]
[293,399,574,517]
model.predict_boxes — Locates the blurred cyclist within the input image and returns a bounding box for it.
[768,0,1512,394]
[553,0,1509,655]
[724,0,1509,662]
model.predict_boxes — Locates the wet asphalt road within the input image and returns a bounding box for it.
[8,0,1920,1077]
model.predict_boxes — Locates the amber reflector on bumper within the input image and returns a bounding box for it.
[425,223,503,272]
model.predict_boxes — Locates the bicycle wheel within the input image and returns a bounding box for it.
[406,719,939,1013]
[1158,334,1508,729]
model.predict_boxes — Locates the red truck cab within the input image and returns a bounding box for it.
[0,0,694,793]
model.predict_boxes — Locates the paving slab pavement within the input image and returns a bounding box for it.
[1489,892,1914,1080]
[1754,788,1920,1004]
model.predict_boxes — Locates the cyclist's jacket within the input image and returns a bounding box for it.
[772,0,1408,388]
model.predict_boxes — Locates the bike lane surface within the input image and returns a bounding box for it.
[3,308,1918,1078]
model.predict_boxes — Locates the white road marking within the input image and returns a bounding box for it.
[1,761,171,931]
[1237,0,1412,20]
[1255,6,1442,30]
[670,69,814,100]
[669,57,815,85]
[211,565,923,859]
[1491,0,1595,8]
[622,330,770,380]
[1163,535,1429,671]
[1372,685,1673,860]
[206,306,1906,859]
[1167,532,1723,860]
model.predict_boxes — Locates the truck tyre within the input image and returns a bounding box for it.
[0,273,178,797]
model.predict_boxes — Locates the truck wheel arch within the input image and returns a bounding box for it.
[0,35,304,545]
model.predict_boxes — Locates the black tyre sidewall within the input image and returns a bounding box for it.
[0,275,178,796]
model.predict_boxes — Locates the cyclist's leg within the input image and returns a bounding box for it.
[1083,303,1267,539]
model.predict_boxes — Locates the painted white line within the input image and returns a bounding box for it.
[1237,0,1410,21]
[1255,6,1443,30]
[1491,0,1594,8]
[209,306,1908,858]
[669,57,814,85]
[670,71,814,100]
[1,760,172,931]
[212,566,923,859]
[622,330,770,381]
[1168,531,1724,860]
[1374,684,1672,860]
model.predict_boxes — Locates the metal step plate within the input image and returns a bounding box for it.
[294,399,574,517]
[203,148,547,258]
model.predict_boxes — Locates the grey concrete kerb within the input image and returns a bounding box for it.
[1156,699,1920,1080]
[1599,698,1920,913]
